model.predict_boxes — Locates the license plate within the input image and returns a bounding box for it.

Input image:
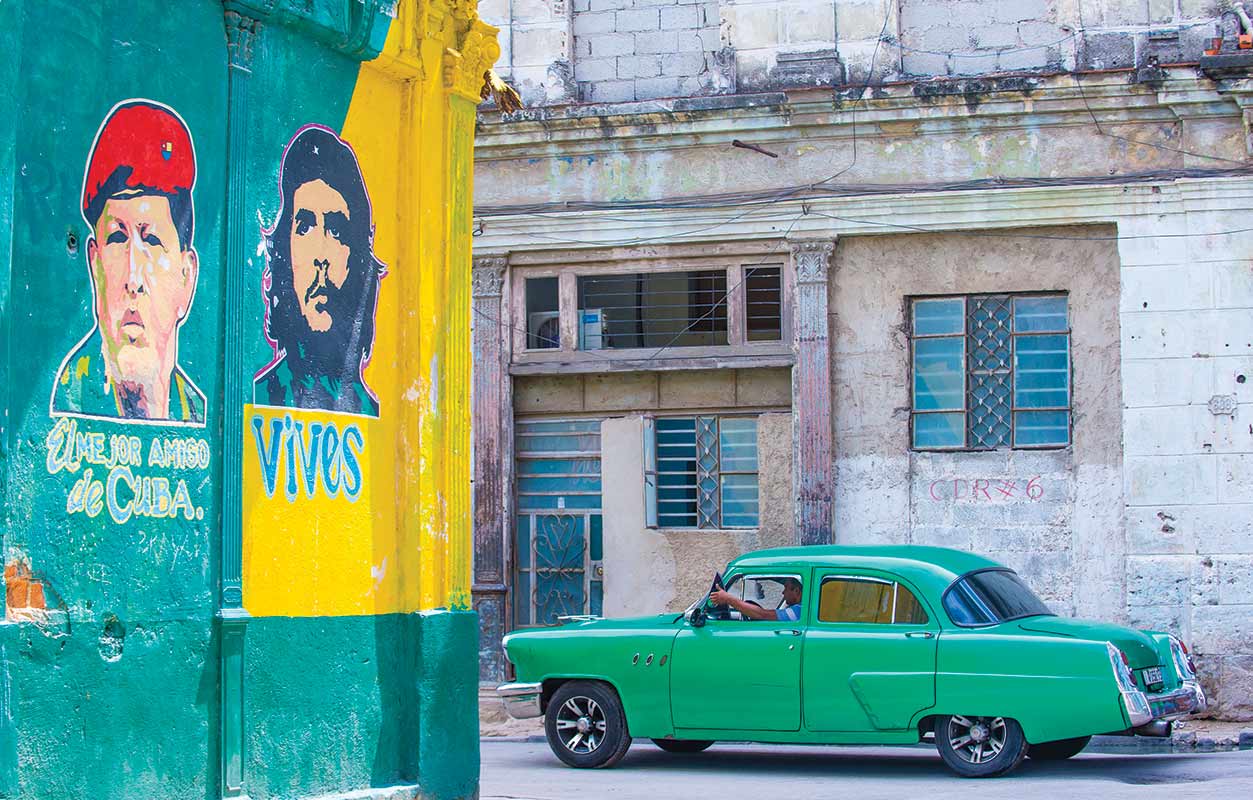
[1143,666,1164,685]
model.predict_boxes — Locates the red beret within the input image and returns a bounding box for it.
[82,101,195,214]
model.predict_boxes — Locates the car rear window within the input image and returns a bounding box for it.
[942,569,1053,626]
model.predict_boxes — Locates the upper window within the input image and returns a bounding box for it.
[578,270,728,350]
[525,277,560,350]
[911,294,1070,450]
[818,577,930,624]
[645,415,759,529]
[745,266,783,342]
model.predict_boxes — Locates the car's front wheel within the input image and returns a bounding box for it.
[934,714,1027,778]
[651,738,714,753]
[1028,735,1091,760]
[544,681,632,769]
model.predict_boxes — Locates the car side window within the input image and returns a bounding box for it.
[818,577,930,625]
[711,574,801,621]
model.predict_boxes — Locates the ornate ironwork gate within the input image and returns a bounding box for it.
[513,419,603,627]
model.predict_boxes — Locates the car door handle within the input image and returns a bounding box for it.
[905,631,935,639]
[775,629,801,636]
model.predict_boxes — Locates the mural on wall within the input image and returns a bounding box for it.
[43,99,211,524]
[253,125,385,417]
[244,123,393,616]
[50,99,206,426]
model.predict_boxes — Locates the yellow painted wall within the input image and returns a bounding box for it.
[242,0,497,617]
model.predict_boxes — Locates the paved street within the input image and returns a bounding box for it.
[481,740,1253,800]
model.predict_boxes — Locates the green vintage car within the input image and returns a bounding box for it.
[497,545,1206,778]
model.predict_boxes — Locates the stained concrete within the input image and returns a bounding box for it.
[830,225,1124,619]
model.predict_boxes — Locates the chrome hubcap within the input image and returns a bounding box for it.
[948,715,1007,765]
[555,696,608,754]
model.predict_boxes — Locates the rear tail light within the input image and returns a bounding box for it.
[1106,642,1137,691]
[1108,642,1153,727]
[1168,635,1197,680]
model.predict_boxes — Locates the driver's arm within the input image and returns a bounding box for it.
[709,589,777,621]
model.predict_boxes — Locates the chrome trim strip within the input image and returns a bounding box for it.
[496,681,544,720]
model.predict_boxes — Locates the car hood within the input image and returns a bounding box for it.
[1016,617,1160,668]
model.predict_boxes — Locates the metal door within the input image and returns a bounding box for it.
[513,419,603,626]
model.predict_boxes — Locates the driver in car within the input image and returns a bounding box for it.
[710,578,802,622]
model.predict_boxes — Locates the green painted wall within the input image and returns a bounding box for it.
[0,2,484,798]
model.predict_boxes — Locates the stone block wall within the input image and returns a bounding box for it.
[480,0,576,105]
[572,0,731,102]
[483,0,1232,106]
[1117,198,1253,721]
[899,0,1225,77]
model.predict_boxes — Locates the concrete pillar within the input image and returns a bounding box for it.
[789,239,836,546]
[471,254,511,681]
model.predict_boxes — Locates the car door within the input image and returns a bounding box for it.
[802,570,939,732]
[669,572,805,732]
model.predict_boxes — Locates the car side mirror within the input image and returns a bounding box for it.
[688,606,707,628]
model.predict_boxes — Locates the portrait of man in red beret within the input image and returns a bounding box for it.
[254,125,384,417]
[51,99,205,425]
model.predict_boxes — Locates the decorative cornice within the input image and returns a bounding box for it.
[224,10,262,70]
[474,69,1250,161]
[472,256,508,297]
[445,20,502,102]
[790,240,834,284]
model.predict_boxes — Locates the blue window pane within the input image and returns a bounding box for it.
[913,298,964,335]
[515,571,531,626]
[1014,334,1069,408]
[518,494,601,510]
[718,418,758,472]
[1014,410,1070,446]
[1014,296,1068,332]
[720,474,759,528]
[515,515,531,569]
[589,580,603,616]
[517,475,602,494]
[590,515,603,561]
[516,457,600,476]
[913,412,964,448]
[913,337,964,411]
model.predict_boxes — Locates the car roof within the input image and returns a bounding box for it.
[726,545,1006,598]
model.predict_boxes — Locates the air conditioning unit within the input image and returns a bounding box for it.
[579,308,604,350]
[527,311,560,349]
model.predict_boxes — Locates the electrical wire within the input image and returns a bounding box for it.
[1070,1,1248,167]
[813,0,894,187]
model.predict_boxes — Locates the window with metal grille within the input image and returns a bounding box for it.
[577,271,728,350]
[643,416,759,528]
[911,294,1070,449]
[745,266,783,341]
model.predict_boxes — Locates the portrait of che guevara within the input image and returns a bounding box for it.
[253,124,385,418]
[51,99,206,426]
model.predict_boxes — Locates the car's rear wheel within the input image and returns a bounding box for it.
[934,714,1027,778]
[1028,735,1091,760]
[544,681,632,769]
[651,738,714,753]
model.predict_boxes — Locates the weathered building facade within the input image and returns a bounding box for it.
[470,0,1253,720]
[1,1,496,797]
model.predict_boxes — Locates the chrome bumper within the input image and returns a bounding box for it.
[1123,680,1207,728]
[496,682,543,720]
[1149,681,1207,721]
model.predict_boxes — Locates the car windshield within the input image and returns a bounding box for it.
[942,569,1054,626]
